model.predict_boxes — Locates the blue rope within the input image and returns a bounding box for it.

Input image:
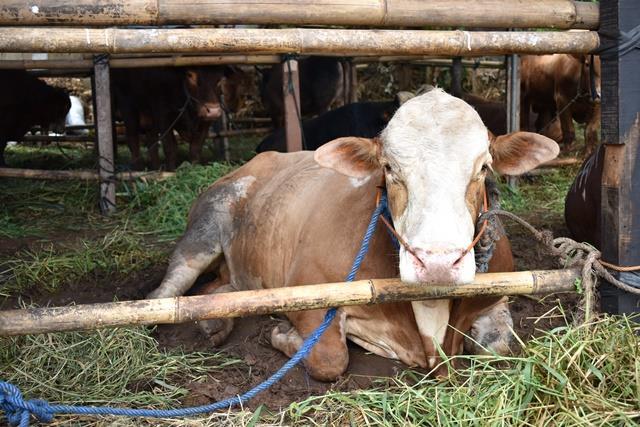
[0,192,391,427]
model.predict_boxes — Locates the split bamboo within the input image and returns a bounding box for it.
[0,1,599,29]
[0,167,175,181]
[0,28,600,56]
[0,268,580,336]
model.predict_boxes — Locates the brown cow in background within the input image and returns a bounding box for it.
[520,54,601,155]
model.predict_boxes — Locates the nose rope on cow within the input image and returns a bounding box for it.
[374,176,499,273]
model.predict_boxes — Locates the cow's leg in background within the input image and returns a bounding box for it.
[584,103,600,156]
[162,130,178,171]
[123,116,143,170]
[188,121,210,164]
[555,92,576,150]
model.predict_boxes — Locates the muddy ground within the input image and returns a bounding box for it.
[0,204,580,412]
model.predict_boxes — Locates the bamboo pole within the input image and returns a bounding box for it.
[0,28,600,56]
[0,268,580,336]
[0,167,175,181]
[0,55,282,69]
[0,1,599,29]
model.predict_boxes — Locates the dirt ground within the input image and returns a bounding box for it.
[0,205,580,412]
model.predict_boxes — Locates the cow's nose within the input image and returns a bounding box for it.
[199,103,222,119]
[409,247,474,284]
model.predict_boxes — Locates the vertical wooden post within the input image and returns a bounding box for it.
[506,53,521,188]
[599,0,640,314]
[282,58,303,152]
[221,112,231,162]
[451,57,463,98]
[349,60,358,103]
[93,54,116,214]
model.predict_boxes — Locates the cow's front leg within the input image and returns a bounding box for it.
[197,282,236,346]
[584,104,600,157]
[464,298,514,355]
[271,309,349,381]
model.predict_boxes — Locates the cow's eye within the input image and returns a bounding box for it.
[384,164,393,173]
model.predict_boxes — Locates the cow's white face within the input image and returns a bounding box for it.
[380,91,490,284]
[315,88,559,285]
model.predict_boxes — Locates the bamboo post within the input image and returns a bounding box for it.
[0,167,175,181]
[506,52,521,189]
[451,57,463,98]
[93,54,116,214]
[0,28,600,56]
[0,1,599,29]
[599,0,640,314]
[0,268,580,337]
[283,58,303,152]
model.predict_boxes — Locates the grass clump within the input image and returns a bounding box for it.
[0,326,242,407]
[123,162,235,240]
[499,165,580,221]
[0,227,166,295]
[288,315,640,426]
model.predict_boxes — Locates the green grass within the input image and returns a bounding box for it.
[0,326,242,407]
[499,165,580,221]
[0,227,166,295]
[288,316,640,426]
[121,162,236,240]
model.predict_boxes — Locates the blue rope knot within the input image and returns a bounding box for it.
[1,190,392,426]
[1,382,54,427]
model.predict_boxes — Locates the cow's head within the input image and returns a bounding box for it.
[184,67,225,120]
[315,89,559,285]
[572,54,601,102]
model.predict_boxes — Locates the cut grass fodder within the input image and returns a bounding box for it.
[0,227,166,295]
[289,315,640,426]
[0,326,242,407]
[123,162,235,239]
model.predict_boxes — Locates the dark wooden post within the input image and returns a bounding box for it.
[93,54,116,214]
[599,0,640,314]
[451,57,463,98]
[506,53,521,188]
[282,57,303,152]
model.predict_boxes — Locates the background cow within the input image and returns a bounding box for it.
[148,89,559,381]
[256,100,399,153]
[564,144,603,248]
[520,54,601,155]
[0,70,71,167]
[259,56,344,127]
[112,66,245,170]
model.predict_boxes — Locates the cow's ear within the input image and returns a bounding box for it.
[489,131,559,175]
[314,137,381,178]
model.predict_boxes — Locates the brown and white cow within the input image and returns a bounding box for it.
[148,89,559,381]
[520,54,601,155]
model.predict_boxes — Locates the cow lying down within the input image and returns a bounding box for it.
[148,89,559,380]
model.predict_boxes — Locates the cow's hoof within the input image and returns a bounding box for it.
[198,318,234,346]
[270,322,303,358]
[465,303,514,356]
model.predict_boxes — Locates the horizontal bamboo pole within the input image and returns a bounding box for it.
[0,268,580,336]
[539,157,582,168]
[0,1,599,29]
[0,167,175,181]
[0,28,600,56]
[0,55,282,69]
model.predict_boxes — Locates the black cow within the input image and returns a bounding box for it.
[0,70,70,167]
[256,100,399,153]
[564,144,604,248]
[259,56,343,127]
[112,66,245,170]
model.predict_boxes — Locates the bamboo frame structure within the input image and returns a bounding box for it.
[0,167,175,181]
[0,1,599,29]
[0,28,600,56]
[0,269,580,336]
